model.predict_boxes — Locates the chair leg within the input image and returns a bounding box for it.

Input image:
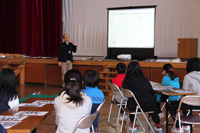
[141,112,155,133]
[91,125,95,133]
[161,102,166,111]
[136,117,145,132]
[131,108,138,133]
[163,114,171,125]
[108,103,113,123]
[116,104,122,126]
[120,112,126,133]
[108,102,122,126]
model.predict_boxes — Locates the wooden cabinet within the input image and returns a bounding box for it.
[0,58,187,94]
[25,63,45,83]
[46,64,62,86]
[178,38,198,58]
[99,65,117,93]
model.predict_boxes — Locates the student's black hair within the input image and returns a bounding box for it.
[125,61,143,79]
[64,69,82,88]
[83,70,99,87]
[163,64,177,80]
[60,69,84,106]
[116,63,126,74]
[0,69,19,101]
[186,58,200,73]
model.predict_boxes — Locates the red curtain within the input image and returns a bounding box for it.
[0,0,62,57]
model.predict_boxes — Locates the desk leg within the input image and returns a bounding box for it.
[165,99,169,133]
[19,68,25,85]
[190,108,193,133]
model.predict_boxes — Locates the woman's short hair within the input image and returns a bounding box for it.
[83,70,99,87]
[186,58,200,73]
[125,61,143,79]
[116,63,126,74]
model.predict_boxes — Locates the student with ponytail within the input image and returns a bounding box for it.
[156,64,180,118]
[54,69,92,133]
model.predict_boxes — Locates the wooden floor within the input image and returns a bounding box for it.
[16,84,200,133]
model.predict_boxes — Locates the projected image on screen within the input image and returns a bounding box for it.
[108,7,155,48]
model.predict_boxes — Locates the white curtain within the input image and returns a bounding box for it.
[62,0,200,58]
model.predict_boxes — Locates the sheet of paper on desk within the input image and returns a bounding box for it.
[150,81,161,86]
[18,103,46,107]
[32,100,54,104]
[173,89,194,93]
[14,111,48,116]
[0,121,21,129]
[153,86,174,91]
[0,115,28,121]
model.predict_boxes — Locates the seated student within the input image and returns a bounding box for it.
[182,58,200,94]
[112,63,126,88]
[54,69,92,133]
[171,58,200,132]
[112,63,126,103]
[122,61,162,132]
[82,70,104,132]
[156,64,180,118]
[0,69,19,114]
[112,63,126,118]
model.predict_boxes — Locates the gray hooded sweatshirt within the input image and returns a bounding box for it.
[182,71,200,95]
[54,91,92,133]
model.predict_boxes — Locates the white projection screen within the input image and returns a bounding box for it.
[107,6,156,59]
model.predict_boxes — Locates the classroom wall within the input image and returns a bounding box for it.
[62,0,200,58]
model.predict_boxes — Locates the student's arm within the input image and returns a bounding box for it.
[182,75,190,91]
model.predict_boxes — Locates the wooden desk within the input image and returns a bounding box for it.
[1,98,54,133]
[0,61,25,85]
[151,82,197,132]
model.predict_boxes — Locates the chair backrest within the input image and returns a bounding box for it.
[96,99,105,112]
[108,82,126,100]
[73,111,98,133]
[121,88,142,109]
[180,95,200,106]
[120,88,155,132]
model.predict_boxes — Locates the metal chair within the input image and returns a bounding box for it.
[120,88,155,133]
[172,95,200,133]
[73,111,98,133]
[107,82,126,126]
[96,99,105,112]
[73,100,105,133]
